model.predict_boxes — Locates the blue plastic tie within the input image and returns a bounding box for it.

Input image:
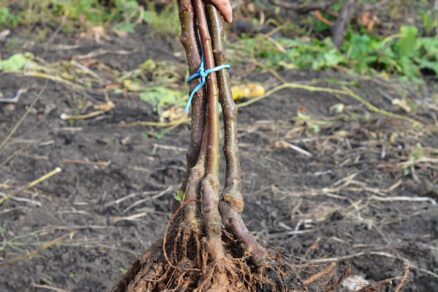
[185,51,231,113]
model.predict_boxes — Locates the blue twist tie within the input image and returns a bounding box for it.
[185,52,230,113]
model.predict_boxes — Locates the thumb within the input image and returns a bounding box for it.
[210,0,233,23]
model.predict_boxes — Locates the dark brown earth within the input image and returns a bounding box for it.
[0,26,437,292]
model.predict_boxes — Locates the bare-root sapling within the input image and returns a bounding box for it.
[113,1,306,291]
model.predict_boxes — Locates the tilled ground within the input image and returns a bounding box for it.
[0,26,437,291]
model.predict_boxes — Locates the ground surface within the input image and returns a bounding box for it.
[0,25,437,292]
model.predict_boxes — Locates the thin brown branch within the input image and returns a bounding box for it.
[193,0,220,178]
[207,3,267,263]
[183,121,209,230]
[177,0,206,229]
[193,0,224,260]
[207,3,242,206]
[177,0,206,170]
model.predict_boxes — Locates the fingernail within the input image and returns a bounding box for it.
[227,14,233,23]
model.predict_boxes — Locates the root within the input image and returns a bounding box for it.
[302,262,337,286]
[113,215,306,292]
[219,200,267,263]
[114,199,305,291]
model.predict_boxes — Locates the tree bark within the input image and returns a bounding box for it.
[193,0,225,261]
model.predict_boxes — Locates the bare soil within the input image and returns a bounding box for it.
[0,26,437,291]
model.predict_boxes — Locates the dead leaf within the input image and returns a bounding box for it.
[392,98,412,113]
[313,10,333,26]
[329,103,345,114]
[104,83,121,91]
[94,101,115,111]
[231,83,265,101]
[123,80,144,92]
[61,101,115,120]
[357,11,379,32]
[271,141,290,150]
[77,26,108,42]
[161,107,187,122]
[341,275,370,291]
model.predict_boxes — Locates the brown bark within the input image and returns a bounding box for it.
[193,0,224,260]
[207,4,268,263]
[178,0,206,231]
[178,0,206,170]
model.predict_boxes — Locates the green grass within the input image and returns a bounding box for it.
[0,0,178,35]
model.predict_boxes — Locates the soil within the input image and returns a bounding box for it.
[0,25,437,292]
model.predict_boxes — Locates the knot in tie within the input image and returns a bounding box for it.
[185,50,231,113]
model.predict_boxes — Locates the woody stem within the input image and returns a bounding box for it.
[193,0,224,260]
[207,4,267,263]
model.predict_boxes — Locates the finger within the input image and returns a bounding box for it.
[210,0,233,23]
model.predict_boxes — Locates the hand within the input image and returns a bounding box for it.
[210,0,233,23]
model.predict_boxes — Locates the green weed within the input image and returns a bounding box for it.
[174,190,185,202]
[143,4,179,36]
[140,86,185,114]
[233,25,438,82]
[118,58,185,113]
[0,7,18,28]
[421,10,438,34]
[294,112,334,135]
[0,53,35,72]
[0,0,153,34]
